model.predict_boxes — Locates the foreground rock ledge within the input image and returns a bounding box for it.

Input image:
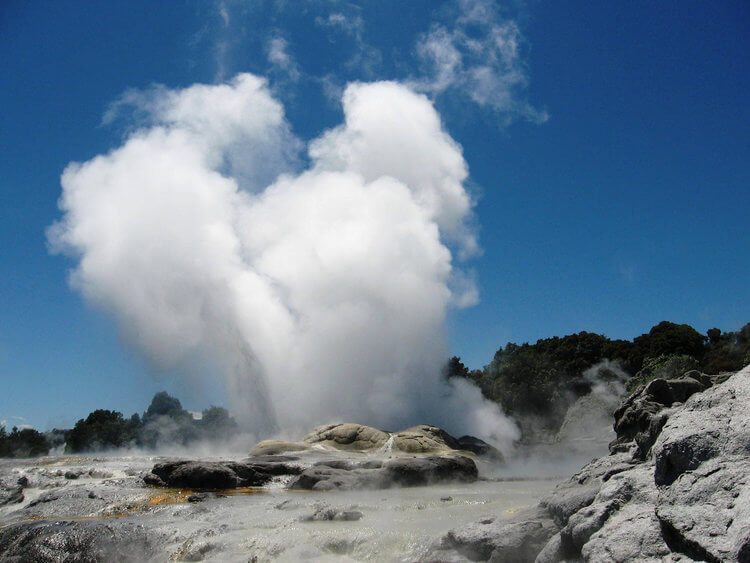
[143,423,495,491]
[0,520,154,562]
[424,365,750,562]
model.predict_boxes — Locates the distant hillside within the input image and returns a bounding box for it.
[447,321,750,441]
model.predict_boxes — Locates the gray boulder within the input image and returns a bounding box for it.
[150,461,239,489]
[383,454,477,486]
[571,462,670,562]
[540,452,634,528]
[653,370,750,486]
[649,366,750,561]
[610,371,730,459]
[290,454,478,491]
[147,459,303,489]
[289,465,385,491]
[422,506,558,562]
[656,456,750,562]
[457,435,505,461]
[426,365,750,562]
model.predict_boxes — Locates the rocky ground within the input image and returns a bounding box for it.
[3,366,746,562]
[424,365,750,562]
[0,423,542,561]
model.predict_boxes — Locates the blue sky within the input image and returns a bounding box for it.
[1,1,748,431]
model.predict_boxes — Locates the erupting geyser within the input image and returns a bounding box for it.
[48,74,518,451]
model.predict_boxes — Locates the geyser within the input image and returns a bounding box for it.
[48,73,518,452]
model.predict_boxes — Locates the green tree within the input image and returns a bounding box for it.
[5,427,50,457]
[444,356,470,379]
[144,391,184,419]
[701,323,750,373]
[139,391,198,448]
[67,409,134,452]
[632,321,706,370]
[0,425,9,457]
[200,406,238,440]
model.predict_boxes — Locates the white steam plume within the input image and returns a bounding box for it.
[48,73,518,451]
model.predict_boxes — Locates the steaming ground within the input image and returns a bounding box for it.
[48,73,518,452]
[0,453,559,561]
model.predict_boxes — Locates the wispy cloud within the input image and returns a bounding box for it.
[314,8,381,77]
[412,0,548,125]
[218,2,229,27]
[203,1,544,127]
[266,36,301,82]
[1,416,33,430]
[213,0,232,81]
[315,12,364,38]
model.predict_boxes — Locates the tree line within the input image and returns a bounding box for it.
[446,321,750,440]
[0,391,239,458]
[3,320,748,457]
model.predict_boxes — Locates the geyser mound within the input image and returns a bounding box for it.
[252,422,503,459]
[145,422,502,492]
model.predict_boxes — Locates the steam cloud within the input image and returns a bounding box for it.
[49,74,518,451]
